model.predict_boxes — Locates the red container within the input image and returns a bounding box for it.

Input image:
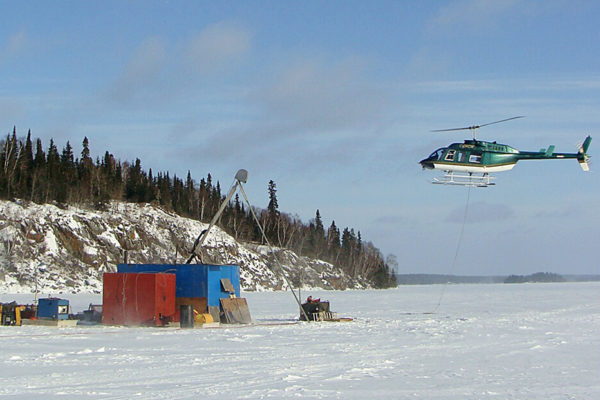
[102,273,176,326]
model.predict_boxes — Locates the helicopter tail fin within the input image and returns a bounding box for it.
[580,136,592,154]
[544,145,555,157]
[578,136,592,171]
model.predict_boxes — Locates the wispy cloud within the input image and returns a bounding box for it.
[183,21,252,75]
[4,30,28,56]
[427,0,522,35]
[406,0,524,79]
[105,22,252,107]
[409,78,600,94]
[107,37,166,104]
[179,55,393,174]
[254,56,388,135]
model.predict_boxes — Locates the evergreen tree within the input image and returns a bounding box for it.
[266,180,280,243]
[31,138,46,202]
[18,130,34,198]
[185,170,196,217]
[0,130,395,288]
[60,141,76,202]
[78,137,94,201]
[314,209,324,237]
[46,139,60,202]
[327,220,341,259]
[267,180,278,216]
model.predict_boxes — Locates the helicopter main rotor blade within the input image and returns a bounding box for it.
[431,116,525,132]
[431,126,477,132]
[478,116,525,128]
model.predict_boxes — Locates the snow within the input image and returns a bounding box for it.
[44,229,59,254]
[0,200,362,293]
[1,282,599,399]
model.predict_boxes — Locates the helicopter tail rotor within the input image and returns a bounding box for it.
[578,136,592,171]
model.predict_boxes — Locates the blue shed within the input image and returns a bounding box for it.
[116,264,240,307]
[37,298,70,320]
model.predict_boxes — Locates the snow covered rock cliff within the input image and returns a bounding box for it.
[0,200,365,294]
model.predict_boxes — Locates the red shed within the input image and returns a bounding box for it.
[102,273,176,326]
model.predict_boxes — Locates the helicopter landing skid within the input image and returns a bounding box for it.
[432,171,495,187]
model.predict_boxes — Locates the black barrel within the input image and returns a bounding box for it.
[180,304,194,328]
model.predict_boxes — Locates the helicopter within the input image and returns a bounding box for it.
[419,116,592,187]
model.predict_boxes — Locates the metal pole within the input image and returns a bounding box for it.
[186,169,248,264]
[237,183,311,322]
[34,266,38,305]
[186,180,240,264]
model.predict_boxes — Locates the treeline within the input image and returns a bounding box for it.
[0,128,396,288]
[396,274,505,285]
[504,272,566,283]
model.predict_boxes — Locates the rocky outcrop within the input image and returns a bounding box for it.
[0,200,368,294]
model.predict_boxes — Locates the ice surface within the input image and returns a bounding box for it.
[1,282,598,399]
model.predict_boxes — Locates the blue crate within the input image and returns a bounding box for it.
[37,298,70,320]
[116,264,240,307]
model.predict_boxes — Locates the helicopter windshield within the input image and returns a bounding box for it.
[428,148,446,160]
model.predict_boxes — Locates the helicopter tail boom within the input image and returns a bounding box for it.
[519,136,591,171]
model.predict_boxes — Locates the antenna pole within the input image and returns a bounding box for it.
[184,169,310,321]
[237,183,311,322]
[186,170,248,264]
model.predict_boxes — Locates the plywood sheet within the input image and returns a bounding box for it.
[220,298,251,324]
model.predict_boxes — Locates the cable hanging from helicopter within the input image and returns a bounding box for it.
[420,116,592,187]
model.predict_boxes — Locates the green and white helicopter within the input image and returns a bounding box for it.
[420,116,592,187]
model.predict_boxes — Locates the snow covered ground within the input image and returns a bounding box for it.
[1,282,598,399]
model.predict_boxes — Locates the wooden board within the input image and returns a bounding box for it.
[220,298,252,324]
[220,278,235,293]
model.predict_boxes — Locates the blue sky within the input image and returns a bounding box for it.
[2,1,599,275]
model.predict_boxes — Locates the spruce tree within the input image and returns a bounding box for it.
[327,220,340,258]
[19,130,34,198]
[31,138,46,202]
[267,180,278,216]
[79,137,94,201]
[315,209,324,236]
[59,141,76,202]
[266,180,280,243]
[46,139,60,202]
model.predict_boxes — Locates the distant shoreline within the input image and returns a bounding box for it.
[395,273,600,285]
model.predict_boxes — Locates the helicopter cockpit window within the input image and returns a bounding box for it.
[469,154,482,163]
[428,148,445,160]
[444,150,456,161]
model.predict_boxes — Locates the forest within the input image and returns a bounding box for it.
[504,272,566,283]
[0,127,396,288]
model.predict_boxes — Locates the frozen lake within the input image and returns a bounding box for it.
[1,282,599,399]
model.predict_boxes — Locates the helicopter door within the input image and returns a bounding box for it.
[469,154,482,163]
